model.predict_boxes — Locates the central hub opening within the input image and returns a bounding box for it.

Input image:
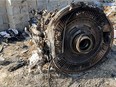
[79,38,91,51]
[73,35,93,54]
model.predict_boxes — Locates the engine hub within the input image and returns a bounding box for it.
[46,2,114,73]
[73,34,93,53]
[70,26,94,54]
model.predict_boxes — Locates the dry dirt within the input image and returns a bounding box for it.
[0,40,116,87]
[0,7,116,87]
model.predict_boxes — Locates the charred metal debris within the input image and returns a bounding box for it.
[26,2,114,74]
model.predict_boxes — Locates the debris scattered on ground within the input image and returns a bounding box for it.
[28,49,44,74]
[0,38,115,87]
[0,2,114,87]
[0,28,25,43]
[8,60,27,72]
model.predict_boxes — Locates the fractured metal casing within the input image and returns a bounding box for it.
[45,1,114,73]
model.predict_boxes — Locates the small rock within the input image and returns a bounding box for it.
[0,56,5,61]
[42,63,55,73]
[0,45,3,53]
[22,45,28,49]
[111,73,115,77]
[27,40,34,46]
[0,56,5,65]
[111,73,116,80]
[1,61,11,66]
[0,56,11,66]
[21,49,28,54]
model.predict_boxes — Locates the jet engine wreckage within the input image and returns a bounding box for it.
[28,2,114,74]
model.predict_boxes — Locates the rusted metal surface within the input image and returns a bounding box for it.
[46,2,114,73]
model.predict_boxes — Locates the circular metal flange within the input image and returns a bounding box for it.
[74,35,93,54]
